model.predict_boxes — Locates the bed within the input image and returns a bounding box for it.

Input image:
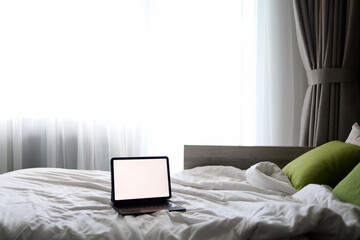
[0,144,359,240]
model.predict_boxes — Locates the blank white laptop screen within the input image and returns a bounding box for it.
[113,158,170,201]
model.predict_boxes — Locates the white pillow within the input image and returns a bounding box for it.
[345,122,360,146]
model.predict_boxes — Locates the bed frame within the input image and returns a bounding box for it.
[184,145,313,170]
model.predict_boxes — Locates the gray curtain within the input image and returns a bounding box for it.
[293,0,360,146]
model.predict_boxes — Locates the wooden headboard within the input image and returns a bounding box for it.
[184,145,313,170]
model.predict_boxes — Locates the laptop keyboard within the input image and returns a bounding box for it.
[117,202,174,214]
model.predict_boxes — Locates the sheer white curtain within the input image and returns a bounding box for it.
[255,0,307,145]
[0,0,305,174]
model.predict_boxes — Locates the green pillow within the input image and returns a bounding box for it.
[282,141,360,190]
[333,163,360,206]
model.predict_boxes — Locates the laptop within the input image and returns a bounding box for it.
[110,156,186,215]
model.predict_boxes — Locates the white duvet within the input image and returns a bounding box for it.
[0,162,359,240]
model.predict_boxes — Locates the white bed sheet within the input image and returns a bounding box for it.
[0,162,359,240]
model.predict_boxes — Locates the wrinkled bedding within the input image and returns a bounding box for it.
[0,162,359,240]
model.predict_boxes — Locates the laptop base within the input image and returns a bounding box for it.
[113,200,186,215]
